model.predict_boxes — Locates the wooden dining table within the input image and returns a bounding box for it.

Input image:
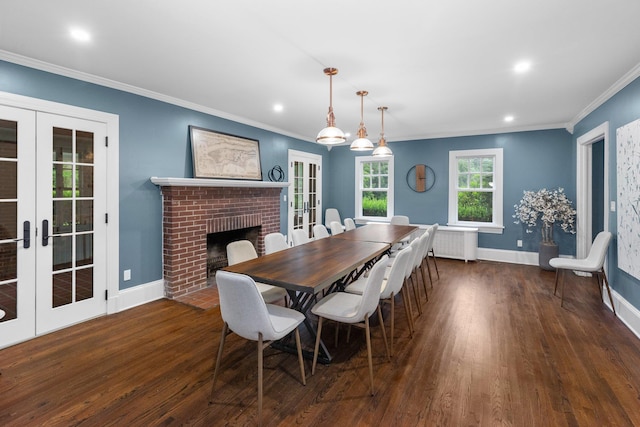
[223,224,417,362]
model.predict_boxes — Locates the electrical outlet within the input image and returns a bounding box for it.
[124,269,131,281]
[517,240,523,248]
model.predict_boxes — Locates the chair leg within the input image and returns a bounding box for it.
[258,332,263,423]
[419,263,430,301]
[312,317,324,375]
[209,322,228,403]
[430,249,440,279]
[600,269,616,316]
[425,257,434,288]
[400,288,415,336]
[364,316,375,396]
[560,269,566,308]
[294,328,306,385]
[377,305,390,361]
[409,274,422,315]
[390,293,395,356]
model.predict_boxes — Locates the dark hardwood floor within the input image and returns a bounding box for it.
[2,259,640,426]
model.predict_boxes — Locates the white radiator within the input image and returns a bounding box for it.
[418,225,478,262]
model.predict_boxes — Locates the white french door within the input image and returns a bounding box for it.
[0,106,108,348]
[287,150,322,243]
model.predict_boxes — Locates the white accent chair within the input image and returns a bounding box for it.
[346,247,415,355]
[291,229,312,246]
[313,224,330,240]
[210,270,306,421]
[549,231,615,315]
[264,232,288,254]
[324,208,342,230]
[344,218,356,231]
[329,221,344,235]
[311,255,390,395]
[226,240,288,304]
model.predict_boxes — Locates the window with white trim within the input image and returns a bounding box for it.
[448,148,503,233]
[355,156,394,221]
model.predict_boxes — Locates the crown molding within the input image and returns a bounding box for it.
[0,50,314,143]
[567,61,640,132]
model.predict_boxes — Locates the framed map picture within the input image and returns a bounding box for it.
[190,126,262,180]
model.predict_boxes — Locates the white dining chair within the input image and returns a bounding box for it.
[226,240,288,304]
[291,229,312,246]
[411,232,430,303]
[344,218,356,231]
[324,208,342,230]
[311,255,390,395]
[329,221,344,235]
[390,215,411,251]
[264,232,288,254]
[549,231,615,315]
[426,223,440,280]
[313,224,330,239]
[210,270,306,422]
[346,247,414,355]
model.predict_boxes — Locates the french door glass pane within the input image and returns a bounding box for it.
[50,127,95,306]
[0,119,18,321]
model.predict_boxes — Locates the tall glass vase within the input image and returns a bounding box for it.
[539,223,558,270]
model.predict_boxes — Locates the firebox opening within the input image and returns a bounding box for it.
[207,226,261,278]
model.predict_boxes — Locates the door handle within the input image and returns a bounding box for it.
[42,219,50,247]
[13,221,30,248]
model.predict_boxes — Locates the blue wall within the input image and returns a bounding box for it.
[0,60,329,290]
[572,76,640,309]
[326,129,576,254]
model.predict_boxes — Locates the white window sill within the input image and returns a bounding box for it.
[447,222,504,234]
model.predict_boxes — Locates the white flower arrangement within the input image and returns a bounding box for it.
[513,187,577,243]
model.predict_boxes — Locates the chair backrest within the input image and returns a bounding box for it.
[381,246,413,299]
[325,208,341,228]
[390,215,410,225]
[405,237,423,278]
[414,232,429,269]
[356,255,389,319]
[264,232,288,254]
[426,223,439,253]
[216,270,279,341]
[344,218,356,231]
[585,231,612,269]
[330,221,344,235]
[291,229,311,246]
[313,224,330,239]
[226,240,258,265]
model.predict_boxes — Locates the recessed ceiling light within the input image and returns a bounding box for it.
[273,104,283,112]
[514,61,531,73]
[504,115,515,122]
[70,28,91,42]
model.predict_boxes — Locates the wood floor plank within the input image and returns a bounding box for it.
[2,260,640,426]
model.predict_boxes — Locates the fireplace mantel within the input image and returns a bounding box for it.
[150,177,289,188]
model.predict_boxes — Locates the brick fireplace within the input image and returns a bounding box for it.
[151,177,288,299]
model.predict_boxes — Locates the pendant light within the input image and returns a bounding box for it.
[350,90,374,151]
[372,106,393,157]
[316,67,346,145]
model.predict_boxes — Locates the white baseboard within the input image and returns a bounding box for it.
[603,287,640,340]
[108,279,165,314]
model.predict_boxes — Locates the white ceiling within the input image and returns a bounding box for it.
[2,0,640,144]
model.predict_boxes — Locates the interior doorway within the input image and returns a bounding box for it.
[576,121,609,258]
